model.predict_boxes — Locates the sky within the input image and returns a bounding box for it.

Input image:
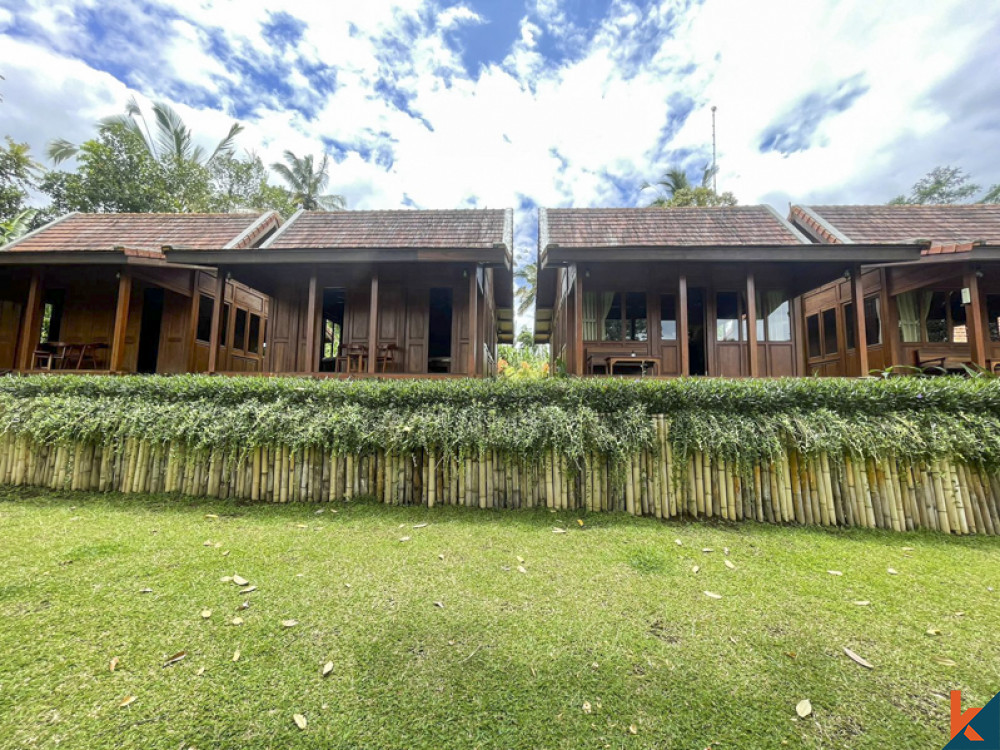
[1,0,999,322]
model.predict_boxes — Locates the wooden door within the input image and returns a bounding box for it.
[156,290,190,373]
[404,287,429,374]
[0,300,22,370]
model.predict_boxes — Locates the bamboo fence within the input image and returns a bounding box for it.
[1,414,998,535]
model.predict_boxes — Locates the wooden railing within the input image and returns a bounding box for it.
[1,416,996,535]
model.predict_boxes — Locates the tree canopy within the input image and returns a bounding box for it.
[889,165,999,205]
[270,151,345,211]
[642,164,737,207]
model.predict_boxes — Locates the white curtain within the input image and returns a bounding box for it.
[897,290,934,342]
[583,292,599,341]
[599,292,616,340]
[757,290,790,342]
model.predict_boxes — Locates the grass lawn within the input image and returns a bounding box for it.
[0,488,998,749]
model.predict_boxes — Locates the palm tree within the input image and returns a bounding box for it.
[0,208,37,246]
[514,261,537,316]
[642,164,718,207]
[270,151,345,210]
[48,96,242,167]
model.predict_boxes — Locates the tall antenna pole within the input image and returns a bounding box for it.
[711,105,718,194]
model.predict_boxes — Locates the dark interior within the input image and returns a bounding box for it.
[428,287,453,372]
[136,287,164,374]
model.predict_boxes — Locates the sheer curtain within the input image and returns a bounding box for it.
[599,292,616,340]
[583,292,599,340]
[897,290,934,342]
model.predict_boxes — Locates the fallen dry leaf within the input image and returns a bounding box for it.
[434,601,445,608]
[827,570,843,576]
[843,647,874,669]
[932,656,957,667]
[703,591,722,599]
[232,649,241,662]
[785,652,797,659]
[692,565,700,574]
[887,568,898,575]
[119,695,137,708]
[724,547,730,556]
[282,620,298,628]
[232,575,249,587]
[293,714,307,730]
[201,609,212,619]
[237,601,250,611]
[517,565,527,574]
[552,528,567,534]
[577,519,584,526]
[853,600,871,606]
[205,514,219,519]
[231,617,244,626]
[322,661,334,677]
[438,554,444,560]
[196,666,205,676]
[109,657,119,672]
[399,536,411,543]
[724,560,736,570]
[163,651,187,668]
[413,523,428,529]
[220,576,233,583]
[702,548,713,553]
[674,539,682,546]
[139,588,153,594]
[214,542,222,548]
[222,550,230,557]
[902,546,914,551]
[628,724,638,735]
[203,540,213,547]
[926,628,942,636]
[296,524,307,529]
[796,699,812,718]
[582,701,592,714]
[239,586,257,594]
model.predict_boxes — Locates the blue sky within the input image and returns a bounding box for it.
[1,0,999,319]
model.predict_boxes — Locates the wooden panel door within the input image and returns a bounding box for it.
[0,300,22,370]
[404,288,429,374]
[156,290,190,373]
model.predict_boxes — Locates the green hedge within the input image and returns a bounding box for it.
[2,375,1000,475]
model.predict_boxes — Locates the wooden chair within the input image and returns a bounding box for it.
[76,343,108,370]
[345,343,368,373]
[377,343,399,373]
[32,342,69,370]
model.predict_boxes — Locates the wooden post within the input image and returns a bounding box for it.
[746,270,759,377]
[206,270,225,374]
[304,271,319,373]
[468,266,478,376]
[109,270,132,373]
[850,264,869,376]
[678,274,689,376]
[367,270,379,374]
[15,269,44,371]
[574,267,584,376]
[880,268,902,369]
[965,266,987,369]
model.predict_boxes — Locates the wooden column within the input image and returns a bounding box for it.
[304,271,319,373]
[965,267,987,369]
[206,270,225,374]
[850,264,869,377]
[185,271,201,372]
[15,269,45,371]
[468,267,478,376]
[745,270,759,377]
[367,270,379,375]
[678,274,689,376]
[574,268,584,376]
[880,268,902,369]
[110,270,133,373]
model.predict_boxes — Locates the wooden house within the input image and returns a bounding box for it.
[0,212,278,374]
[533,206,919,377]
[792,204,1000,376]
[164,209,515,376]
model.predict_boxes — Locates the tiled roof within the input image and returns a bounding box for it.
[265,209,513,252]
[540,206,808,249]
[798,204,1000,254]
[3,212,276,253]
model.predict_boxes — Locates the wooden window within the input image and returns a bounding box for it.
[583,291,647,342]
[988,294,1000,341]
[716,291,742,342]
[822,308,838,354]
[659,294,676,340]
[219,302,230,346]
[195,294,213,343]
[247,313,261,354]
[844,297,882,350]
[233,308,248,351]
[807,314,821,358]
[898,290,967,343]
[755,291,791,342]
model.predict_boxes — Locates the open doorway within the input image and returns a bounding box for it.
[320,288,346,372]
[137,287,164,374]
[428,288,453,373]
[688,288,707,376]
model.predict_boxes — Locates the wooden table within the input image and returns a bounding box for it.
[606,357,659,376]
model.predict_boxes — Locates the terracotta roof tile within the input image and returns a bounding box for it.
[266,209,511,251]
[541,206,807,248]
[802,204,1000,249]
[3,212,274,253]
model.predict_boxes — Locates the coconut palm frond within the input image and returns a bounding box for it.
[47,138,80,165]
